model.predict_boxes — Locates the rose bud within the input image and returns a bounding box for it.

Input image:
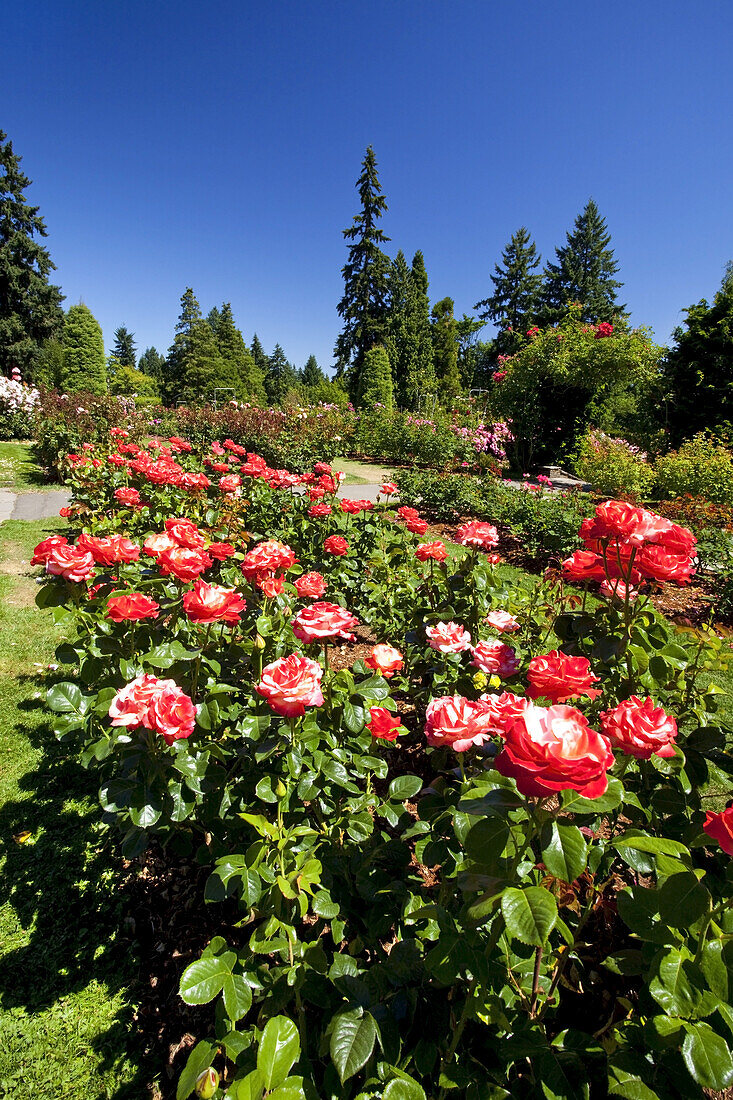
[195,1067,219,1099]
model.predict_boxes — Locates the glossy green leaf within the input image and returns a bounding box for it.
[175,1039,216,1100]
[388,774,423,801]
[540,823,587,883]
[222,973,252,1021]
[179,955,231,1005]
[257,1015,300,1090]
[502,886,558,946]
[329,1008,377,1083]
[658,872,710,927]
[682,1021,733,1089]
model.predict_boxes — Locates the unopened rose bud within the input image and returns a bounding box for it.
[195,1067,219,1098]
[254,633,265,650]
[275,779,287,799]
[472,671,488,690]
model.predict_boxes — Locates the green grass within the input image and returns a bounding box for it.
[0,519,151,1100]
[0,441,60,492]
[333,457,395,485]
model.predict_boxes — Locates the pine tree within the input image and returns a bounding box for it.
[355,345,393,411]
[61,304,107,394]
[664,262,733,444]
[113,325,137,368]
[456,314,486,390]
[540,200,625,323]
[215,302,266,402]
[207,305,221,334]
[265,344,299,405]
[474,226,542,337]
[250,334,269,377]
[431,297,463,406]
[179,319,233,404]
[302,354,325,387]
[334,146,391,395]
[163,288,203,404]
[0,129,64,377]
[386,250,434,409]
[138,346,165,381]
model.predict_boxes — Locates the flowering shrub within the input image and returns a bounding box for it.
[34,430,733,1098]
[573,428,656,500]
[0,372,39,439]
[655,433,733,506]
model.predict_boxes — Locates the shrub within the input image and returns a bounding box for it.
[32,390,153,475]
[655,433,733,506]
[0,373,38,440]
[572,428,656,500]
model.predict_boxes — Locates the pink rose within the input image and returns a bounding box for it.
[471,640,520,677]
[425,621,472,654]
[256,654,324,717]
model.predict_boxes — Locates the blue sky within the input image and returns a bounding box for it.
[3,1,732,369]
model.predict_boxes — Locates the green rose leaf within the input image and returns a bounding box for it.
[383,1078,427,1100]
[649,947,719,1019]
[502,886,558,946]
[329,1007,378,1083]
[46,681,84,714]
[658,872,710,928]
[175,1039,217,1100]
[464,816,510,869]
[179,955,232,1005]
[222,973,252,1022]
[540,823,588,883]
[388,774,423,801]
[682,1021,733,1090]
[257,1015,300,1090]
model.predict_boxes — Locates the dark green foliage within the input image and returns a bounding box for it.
[137,346,165,381]
[215,302,266,403]
[431,297,462,405]
[265,343,299,405]
[355,345,393,411]
[386,250,435,409]
[35,337,64,389]
[540,199,625,324]
[334,146,391,396]
[206,305,221,333]
[475,226,542,341]
[664,263,733,444]
[107,359,159,397]
[112,325,136,368]
[61,305,107,395]
[162,287,202,404]
[250,333,269,376]
[163,289,245,405]
[0,129,64,377]
[456,313,485,390]
[301,354,325,387]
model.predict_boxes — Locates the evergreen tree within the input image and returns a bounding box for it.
[179,319,233,404]
[302,354,325,387]
[0,129,64,377]
[431,297,462,405]
[35,337,64,389]
[355,345,393,411]
[456,314,486,390]
[540,200,625,323]
[163,288,203,404]
[215,302,266,402]
[474,226,542,338]
[113,325,137,368]
[138,346,165,381]
[61,304,107,394]
[386,249,435,409]
[334,146,391,395]
[265,344,299,405]
[207,305,222,334]
[250,334,269,377]
[664,263,733,444]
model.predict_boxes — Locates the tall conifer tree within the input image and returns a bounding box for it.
[61,304,107,394]
[113,325,137,368]
[474,227,542,336]
[250,334,269,378]
[302,354,325,387]
[540,200,625,323]
[431,297,462,405]
[163,288,203,404]
[334,146,392,396]
[0,129,64,376]
[215,302,266,402]
[387,250,435,409]
[265,344,299,405]
[138,346,165,381]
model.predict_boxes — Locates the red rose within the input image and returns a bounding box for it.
[636,544,696,585]
[109,673,159,728]
[256,654,324,717]
[242,540,297,582]
[46,544,96,582]
[425,695,496,752]
[292,601,359,645]
[109,674,196,745]
[562,550,607,583]
[455,521,499,550]
[600,696,677,759]
[526,650,601,704]
[595,322,614,338]
[206,541,236,561]
[479,691,533,735]
[600,579,637,602]
[183,580,247,624]
[106,593,161,621]
[308,488,326,501]
[703,808,733,856]
[168,435,193,453]
[115,487,141,507]
[364,644,403,678]
[425,621,472,654]
[367,707,403,740]
[294,572,327,599]
[257,573,285,598]
[180,471,211,491]
[397,506,419,521]
[485,610,520,633]
[495,703,614,799]
[143,532,177,558]
[32,535,68,565]
[471,640,520,678]
[324,535,349,556]
[406,517,428,535]
[77,533,140,565]
[308,503,333,517]
[340,498,373,514]
[416,541,447,562]
[380,482,398,496]
[219,474,242,493]
[59,506,72,518]
[165,518,206,548]
[158,546,212,583]
[146,459,184,486]
[314,462,332,475]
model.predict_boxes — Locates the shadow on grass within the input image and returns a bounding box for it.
[0,680,233,1099]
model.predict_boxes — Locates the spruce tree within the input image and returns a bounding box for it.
[250,334,269,377]
[216,302,266,402]
[386,250,434,409]
[302,354,325,387]
[138,346,165,381]
[113,325,137,367]
[540,200,625,323]
[474,226,542,336]
[431,297,463,406]
[409,250,436,404]
[0,129,64,377]
[163,288,202,404]
[265,344,299,405]
[207,305,221,334]
[355,345,393,411]
[61,304,107,394]
[334,146,391,396]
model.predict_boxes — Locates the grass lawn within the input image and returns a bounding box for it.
[0,441,60,492]
[333,457,395,485]
[0,519,152,1100]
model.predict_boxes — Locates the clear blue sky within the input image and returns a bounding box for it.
[3,0,732,369]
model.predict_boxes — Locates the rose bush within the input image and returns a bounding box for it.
[35,428,733,1098]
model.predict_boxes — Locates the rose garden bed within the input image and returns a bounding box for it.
[28,430,733,1098]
